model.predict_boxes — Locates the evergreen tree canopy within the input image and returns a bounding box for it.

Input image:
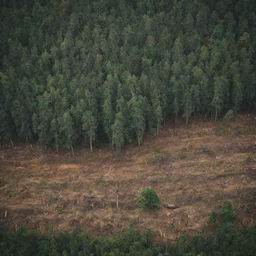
[1,0,256,150]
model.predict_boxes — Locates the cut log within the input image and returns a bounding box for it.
[164,204,179,210]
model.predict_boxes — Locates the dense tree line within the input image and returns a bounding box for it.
[0,0,256,151]
[1,202,256,255]
[2,226,255,256]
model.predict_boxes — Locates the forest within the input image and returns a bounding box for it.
[0,0,256,152]
[1,202,256,256]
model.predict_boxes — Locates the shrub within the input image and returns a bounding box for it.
[223,109,236,122]
[208,201,236,225]
[138,188,160,209]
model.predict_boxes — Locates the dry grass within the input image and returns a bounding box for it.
[0,114,256,240]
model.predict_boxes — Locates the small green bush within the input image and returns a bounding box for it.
[223,109,236,122]
[138,188,160,209]
[1,208,256,256]
[208,201,236,225]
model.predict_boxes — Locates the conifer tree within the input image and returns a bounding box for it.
[112,111,125,153]
[149,80,162,134]
[128,95,146,146]
[211,76,225,120]
[61,111,75,154]
[82,111,97,152]
[0,0,256,151]
[102,75,116,141]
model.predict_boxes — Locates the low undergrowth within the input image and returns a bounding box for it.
[1,202,255,256]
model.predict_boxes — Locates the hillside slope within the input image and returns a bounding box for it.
[0,115,256,240]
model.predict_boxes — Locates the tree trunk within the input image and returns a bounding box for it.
[116,184,120,209]
[90,137,93,152]
[9,138,14,146]
[71,145,74,156]
[116,193,119,209]
[137,136,141,147]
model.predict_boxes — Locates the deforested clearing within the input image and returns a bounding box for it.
[0,114,255,241]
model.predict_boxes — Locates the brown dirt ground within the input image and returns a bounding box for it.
[0,114,256,242]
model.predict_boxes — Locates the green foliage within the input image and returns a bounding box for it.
[82,110,97,151]
[223,109,236,123]
[138,188,161,210]
[128,95,146,146]
[0,206,256,256]
[0,227,162,256]
[173,224,256,256]
[111,111,125,153]
[208,201,236,225]
[1,0,256,151]
[208,210,218,224]
[171,202,255,256]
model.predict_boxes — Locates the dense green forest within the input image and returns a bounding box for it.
[1,226,255,256]
[1,0,256,151]
[1,202,256,256]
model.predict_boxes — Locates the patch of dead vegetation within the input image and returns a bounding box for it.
[0,114,255,240]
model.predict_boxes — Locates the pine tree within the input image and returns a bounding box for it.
[170,76,180,123]
[51,118,60,152]
[1,0,256,150]
[82,111,96,152]
[230,61,243,112]
[181,74,193,126]
[112,111,125,153]
[232,74,243,112]
[211,76,225,120]
[61,111,75,154]
[102,75,116,141]
[149,80,162,134]
[128,95,146,146]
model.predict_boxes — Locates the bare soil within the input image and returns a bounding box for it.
[0,114,256,241]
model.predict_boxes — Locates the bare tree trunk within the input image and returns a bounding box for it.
[174,113,178,125]
[10,138,14,146]
[115,183,120,209]
[116,192,119,209]
[71,145,74,156]
[156,124,159,135]
[90,137,93,152]
[137,136,141,147]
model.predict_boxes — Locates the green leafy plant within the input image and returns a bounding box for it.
[138,188,160,209]
[1,208,256,256]
[208,201,236,225]
[223,109,236,122]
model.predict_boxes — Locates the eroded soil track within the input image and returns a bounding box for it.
[0,115,256,240]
